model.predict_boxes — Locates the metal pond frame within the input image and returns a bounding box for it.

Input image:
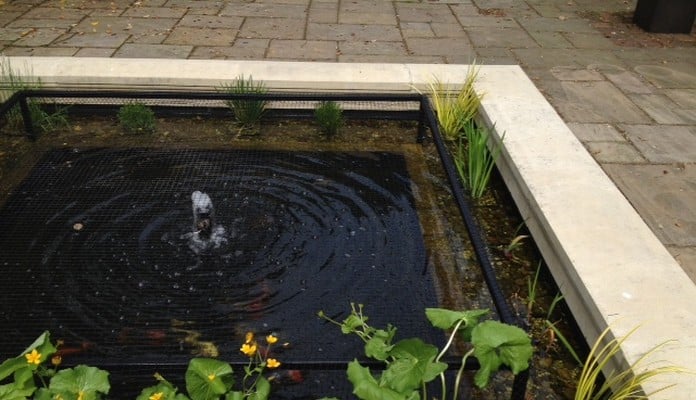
[0,89,529,399]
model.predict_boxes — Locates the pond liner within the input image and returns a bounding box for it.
[0,89,528,399]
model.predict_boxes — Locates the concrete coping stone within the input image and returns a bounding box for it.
[4,57,696,399]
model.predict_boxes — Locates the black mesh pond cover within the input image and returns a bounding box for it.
[0,147,439,397]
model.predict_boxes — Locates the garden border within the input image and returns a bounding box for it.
[4,57,696,399]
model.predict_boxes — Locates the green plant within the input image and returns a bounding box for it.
[220,75,268,130]
[0,57,70,134]
[318,303,532,400]
[1,331,285,400]
[456,120,504,199]
[118,102,156,134]
[425,65,481,141]
[0,331,111,399]
[314,100,344,137]
[138,332,283,400]
[575,326,691,400]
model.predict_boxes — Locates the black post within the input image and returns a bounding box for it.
[18,94,37,141]
[634,0,696,33]
[417,96,427,143]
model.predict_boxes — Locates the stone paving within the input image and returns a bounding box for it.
[0,0,695,282]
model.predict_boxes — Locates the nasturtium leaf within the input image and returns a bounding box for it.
[381,338,447,393]
[471,321,533,388]
[185,358,234,400]
[346,360,404,400]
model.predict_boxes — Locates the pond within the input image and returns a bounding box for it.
[0,99,583,399]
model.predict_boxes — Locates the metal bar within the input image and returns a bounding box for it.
[18,93,36,141]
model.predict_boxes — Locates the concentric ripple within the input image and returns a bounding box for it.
[0,148,438,362]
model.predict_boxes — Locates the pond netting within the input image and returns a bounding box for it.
[0,90,528,399]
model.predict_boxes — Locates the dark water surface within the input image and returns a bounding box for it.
[0,148,440,369]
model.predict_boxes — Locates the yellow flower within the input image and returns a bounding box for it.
[77,391,85,400]
[240,342,257,356]
[207,373,216,381]
[245,332,254,344]
[149,392,164,400]
[267,358,281,369]
[25,349,41,365]
[266,334,278,344]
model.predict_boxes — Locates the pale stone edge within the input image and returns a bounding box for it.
[6,57,696,398]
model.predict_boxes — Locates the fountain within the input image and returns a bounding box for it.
[184,190,228,255]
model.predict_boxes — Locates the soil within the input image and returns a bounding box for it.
[0,112,583,399]
[579,10,696,48]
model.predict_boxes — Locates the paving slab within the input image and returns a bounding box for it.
[404,37,475,58]
[393,3,459,23]
[307,23,401,41]
[603,164,696,248]
[165,27,237,46]
[55,32,130,48]
[635,64,696,89]
[664,89,696,109]
[513,48,626,69]
[189,39,269,59]
[114,43,192,59]
[584,141,646,163]
[545,80,652,123]
[466,26,538,48]
[621,124,696,163]
[219,3,307,19]
[240,17,305,40]
[669,247,696,283]
[594,65,655,94]
[339,40,406,56]
[567,122,626,141]
[11,28,66,47]
[267,39,337,60]
[630,94,696,125]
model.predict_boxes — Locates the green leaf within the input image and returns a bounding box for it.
[0,332,57,381]
[136,382,185,400]
[346,360,404,400]
[225,391,244,400]
[33,388,53,400]
[425,308,488,330]
[381,338,447,393]
[0,358,28,383]
[364,336,393,361]
[471,321,533,388]
[341,314,365,334]
[0,381,35,400]
[248,376,270,400]
[49,365,110,398]
[185,358,234,400]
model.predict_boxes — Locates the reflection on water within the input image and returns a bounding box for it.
[0,148,439,364]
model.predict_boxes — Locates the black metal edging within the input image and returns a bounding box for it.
[420,96,529,400]
[0,89,528,399]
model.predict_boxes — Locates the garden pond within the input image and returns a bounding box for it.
[0,110,585,399]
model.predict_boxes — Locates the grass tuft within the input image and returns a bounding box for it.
[118,102,156,134]
[219,75,268,131]
[314,100,344,137]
